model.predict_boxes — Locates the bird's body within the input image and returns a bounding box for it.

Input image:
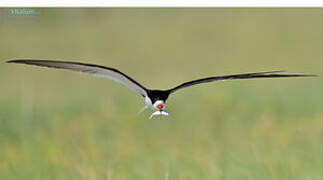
[140,90,170,118]
[7,59,316,119]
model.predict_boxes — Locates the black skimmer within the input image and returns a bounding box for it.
[7,59,316,119]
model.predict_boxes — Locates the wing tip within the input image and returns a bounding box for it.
[6,60,17,63]
[6,59,55,65]
[298,74,319,77]
[6,59,28,64]
[260,70,318,78]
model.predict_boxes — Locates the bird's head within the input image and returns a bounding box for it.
[153,100,166,111]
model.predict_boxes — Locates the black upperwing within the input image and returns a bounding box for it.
[167,71,317,94]
[7,59,148,97]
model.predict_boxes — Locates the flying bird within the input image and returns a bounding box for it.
[7,59,316,119]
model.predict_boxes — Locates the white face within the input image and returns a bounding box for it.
[153,100,166,110]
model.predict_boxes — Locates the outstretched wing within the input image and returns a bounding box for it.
[168,71,317,93]
[7,59,148,97]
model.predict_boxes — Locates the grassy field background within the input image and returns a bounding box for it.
[0,8,322,179]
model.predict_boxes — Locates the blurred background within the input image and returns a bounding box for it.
[0,8,322,179]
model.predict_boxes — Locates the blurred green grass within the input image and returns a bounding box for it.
[0,8,322,179]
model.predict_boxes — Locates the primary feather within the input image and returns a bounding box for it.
[168,70,317,93]
[7,59,148,97]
